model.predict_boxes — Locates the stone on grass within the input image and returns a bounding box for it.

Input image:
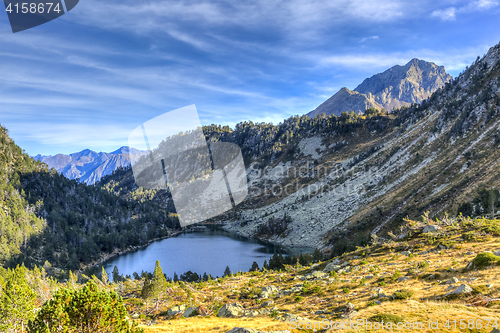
[167,305,186,316]
[450,284,473,295]
[182,306,197,318]
[218,303,244,318]
[422,225,441,233]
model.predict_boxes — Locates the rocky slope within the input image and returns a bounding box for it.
[215,42,500,251]
[35,146,146,184]
[98,41,500,254]
[307,58,452,117]
[132,215,500,333]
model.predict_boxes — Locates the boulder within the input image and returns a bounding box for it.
[182,306,198,318]
[226,328,262,333]
[446,277,459,284]
[400,251,412,256]
[397,276,411,282]
[260,285,278,299]
[323,261,342,272]
[491,329,500,333]
[218,303,244,318]
[260,300,274,308]
[167,305,186,316]
[449,284,473,295]
[306,271,327,279]
[422,225,441,233]
[494,250,500,256]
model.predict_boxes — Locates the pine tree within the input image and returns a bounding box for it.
[249,261,259,272]
[223,266,231,277]
[150,260,168,312]
[112,266,121,282]
[101,267,109,285]
[0,266,37,332]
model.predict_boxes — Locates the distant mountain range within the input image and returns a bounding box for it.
[34,146,146,184]
[307,58,452,117]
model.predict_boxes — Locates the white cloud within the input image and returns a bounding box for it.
[360,36,379,43]
[431,0,498,21]
[431,7,456,20]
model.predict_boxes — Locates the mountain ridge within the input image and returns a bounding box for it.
[308,58,452,118]
[34,146,147,185]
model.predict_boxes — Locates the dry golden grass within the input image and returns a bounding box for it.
[134,219,500,333]
[141,317,298,333]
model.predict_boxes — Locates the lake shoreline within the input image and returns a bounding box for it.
[78,229,183,274]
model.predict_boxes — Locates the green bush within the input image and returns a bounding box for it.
[311,285,322,294]
[471,252,500,269]
[294,296,304,302]
[393,290,414,300]
[28,281,143,333]
[418,261,429,269]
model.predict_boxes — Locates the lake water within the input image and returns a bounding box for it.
[103,228,308,280]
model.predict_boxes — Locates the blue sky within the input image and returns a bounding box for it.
[1,0,500,156]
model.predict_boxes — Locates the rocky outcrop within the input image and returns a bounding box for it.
[307,87,382,118]
[307,58,451,117]
[218,303,244,318]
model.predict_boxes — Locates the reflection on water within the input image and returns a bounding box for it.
[103,228,310,279]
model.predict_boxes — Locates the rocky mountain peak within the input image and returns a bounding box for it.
[308,59,451,118]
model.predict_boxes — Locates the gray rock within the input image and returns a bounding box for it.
[218,303,244,318]
[323,263,342,273]
[446,277,459,284]
[490,329,500,333]
[260,300,274,308]
[226,328,262,333]
[400,251,412,256]
[466,251,475,255]
[449,284,473,295]
[374,300,381,305]
[494,250,500,256]
[167,305,186,316]
[182,306,197,318]
[260,285,278,299]
[397,276,411,282]
[306,271,327,279]
[422,225,441,233]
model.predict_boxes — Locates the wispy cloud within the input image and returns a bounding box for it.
[360,36,379,43]
[431,7,457,21]
[431,0,498,21]
[320,46,492,73]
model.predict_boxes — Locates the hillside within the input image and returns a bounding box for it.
[98,41,500,257]
[127,215,500,332]
[34,146,147,185]
[2,214,498,332]
[0,126,179,274]
[307,58,452,117]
